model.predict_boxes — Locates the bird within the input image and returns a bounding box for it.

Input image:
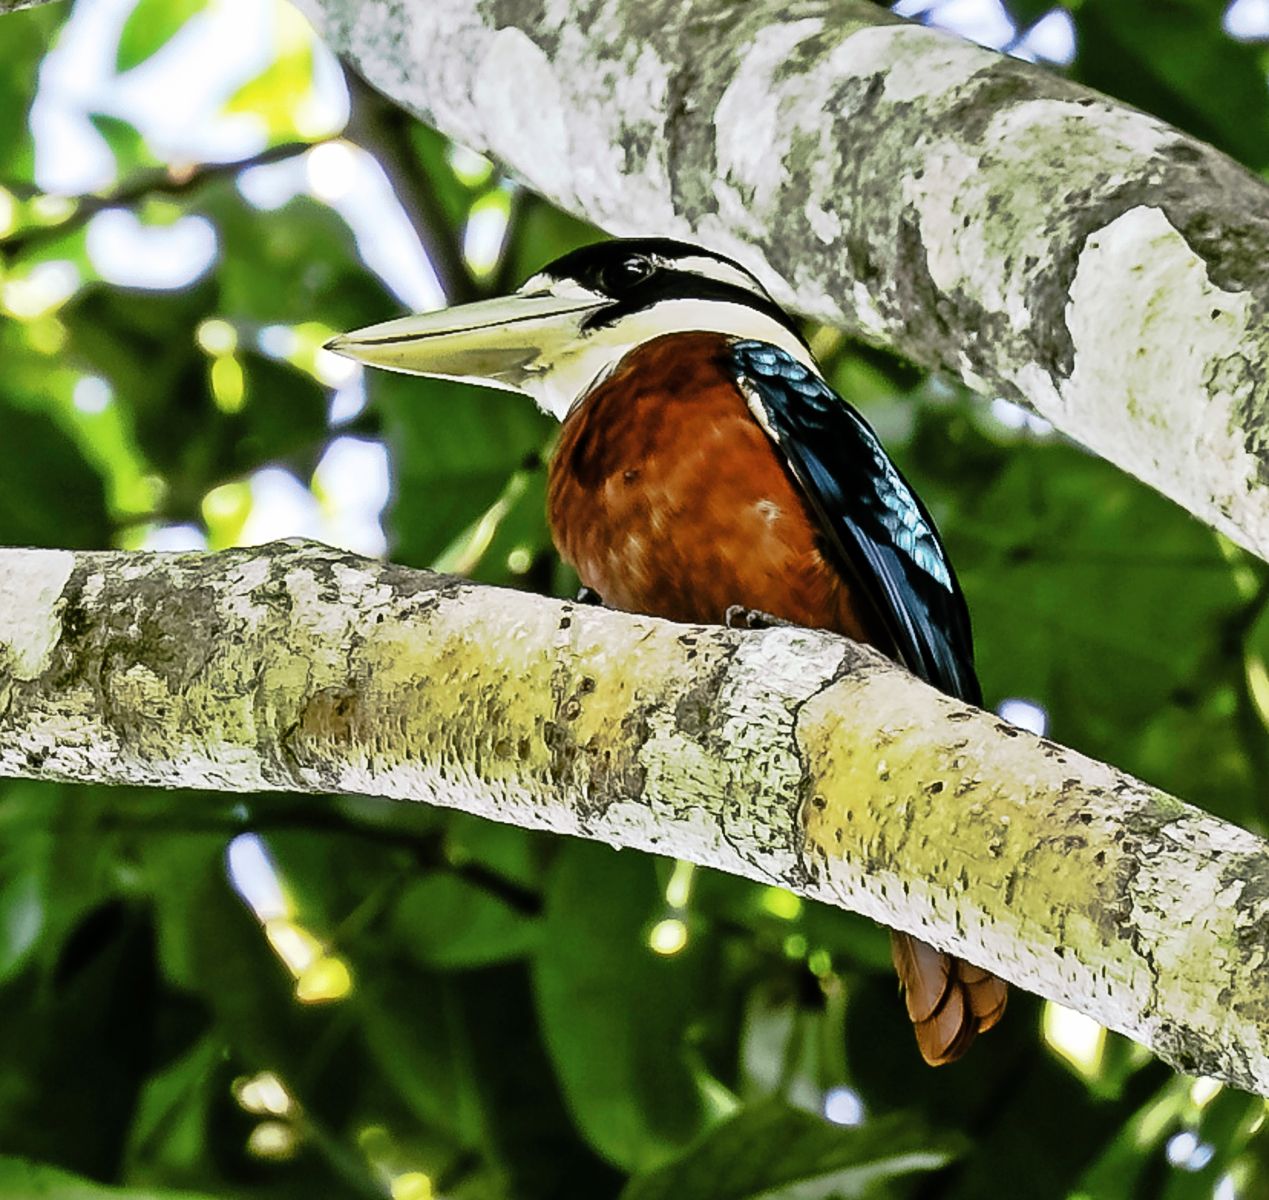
[327,236,1006,1065]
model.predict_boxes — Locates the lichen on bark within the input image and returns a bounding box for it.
[4,542,1269,1093]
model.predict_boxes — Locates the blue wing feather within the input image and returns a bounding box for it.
[732,340,980,705]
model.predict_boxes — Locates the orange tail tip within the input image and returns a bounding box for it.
[890,931,1008,1066]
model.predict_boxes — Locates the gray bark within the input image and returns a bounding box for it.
[292,0,1269,562]
[3,541,1269,1094]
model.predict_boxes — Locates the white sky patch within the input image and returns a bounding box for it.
[240,144,445,311]
[329,375,368,426]
[257,323,300,358]
[231,451,388,557]
[463,190,511,275]
[997,697,1048,736]
[322,146,445,311]
[313,437,390,556]
[2,260,80,318]
[87,209,218,289]
[1224,0,1269,39]
[31,0,275,192]
[926,0,1016,49]
[305,139,357,203]
[238,467,325,546]
[73,375,113,415]
[1016,9,1076,64]
[227,832,290,921]
[141,523,207,551]
[238,154,309,209]
[822,1086,865,1127]
[1166,1132,1216,1173]
[989,397,1054,437]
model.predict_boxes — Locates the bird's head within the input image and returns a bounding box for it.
[325,238,815,419]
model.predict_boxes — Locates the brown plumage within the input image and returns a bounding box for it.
[546,331,1005,1066]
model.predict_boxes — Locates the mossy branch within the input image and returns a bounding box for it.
[1,541,1268,1093]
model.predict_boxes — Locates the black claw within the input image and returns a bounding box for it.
[724,605,794,630]
[576,586,604,606]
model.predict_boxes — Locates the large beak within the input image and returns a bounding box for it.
[324,292,604,395]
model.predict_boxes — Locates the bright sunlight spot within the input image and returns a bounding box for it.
[1019,9,1076,64]
[73,375,113,415]
[295,954,354,1004]
[247,1120,299,1161]
[391,1172,435,1200]
[264,918,323,975]
[664,860,696,910]
[227,833,290,921]
[1165,1131,1216,1172]
[209,354,246,413]
[997,697,1049,736]
[2,260,79,319]
[1224,0,1269,39]
[234,1071,295,1117]
[1191,1076,1223,1108]
[86,209,217,290]
[648,917,689,956]
[822,1085,866,1127]
[196,318,239,356]
[1042,1001,1106,1077]
[305,139,357,203]
[761,887,803,920]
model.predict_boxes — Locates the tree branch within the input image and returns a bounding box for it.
[342,66,481,305]
[291,0,1269,564]
[1,541,1267,1093]
[0,140,322,263]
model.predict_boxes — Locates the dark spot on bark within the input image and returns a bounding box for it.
[942,61,1064,142]
[292,686,362,746]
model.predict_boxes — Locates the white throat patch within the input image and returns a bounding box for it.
[519,296,822,421]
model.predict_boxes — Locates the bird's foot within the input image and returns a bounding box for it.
[576,586,604,606]
[724,605,794,630]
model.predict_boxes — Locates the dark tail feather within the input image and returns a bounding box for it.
[890,931,1007,1065]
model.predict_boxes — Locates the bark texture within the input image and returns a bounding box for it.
[2,542,1269,1093]
[290,0,1269,562]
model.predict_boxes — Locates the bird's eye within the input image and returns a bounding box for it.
[599,254,653,293]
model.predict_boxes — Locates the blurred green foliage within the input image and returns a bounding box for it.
[0,0,1267,1197]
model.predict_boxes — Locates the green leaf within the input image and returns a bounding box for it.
[0,403,110,548]
[357,969,491,1147]
[532,842,712,1172]
[620,1102,963,1200]
[444,813,545,891]
[929,433,1253,822]
[202,187,396,330]
[0,1156,216,1199]
[377,372,552,568]
[115,0,206,75]
[0,7,59,180]
[122,1036,220,1180]
[87,113,156,177]
[392,874,538,968]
